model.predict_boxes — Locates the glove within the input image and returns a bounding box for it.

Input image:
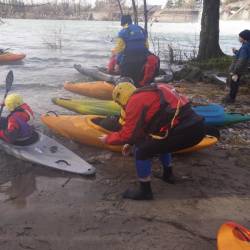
[232,74,239,82]
[122,144,132,156]
[99,135,107,143]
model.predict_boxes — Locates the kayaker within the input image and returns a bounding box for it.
[112,15,149,84]
[0,93,34,144]
[100,82,205,200]
[108,51,160,87]
[223,29,250,104]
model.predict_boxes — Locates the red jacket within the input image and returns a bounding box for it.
[139,54,159,87]
[106,84,189,145]
[0,103,34,143]
[107,55,117,74]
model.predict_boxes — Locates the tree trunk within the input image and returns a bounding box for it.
[116,0,123,15]
[131,0,138,24]
[197,0,224,60]
[143,0,148,33]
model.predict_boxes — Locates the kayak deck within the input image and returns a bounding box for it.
[41,114,218,154]
[0,131,95,175]
[52,97,120,116]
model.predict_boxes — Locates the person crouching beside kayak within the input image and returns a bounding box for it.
[100,82,205,200]
[112,15,149,84]
[223,29,250,104]
[0,93,34,144]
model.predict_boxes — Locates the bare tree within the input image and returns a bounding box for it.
[116,0,123,15]
[143,0,148,32]
[131,0,138,24]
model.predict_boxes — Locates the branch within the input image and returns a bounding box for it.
[116,0,123,15]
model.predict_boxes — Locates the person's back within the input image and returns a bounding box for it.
[118,23,148,57]
[113,15,149,83]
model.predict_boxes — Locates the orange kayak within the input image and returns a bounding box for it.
[41,114,218,154]
[64,81,114,100]
[0,52,26,63]
[217,221,250,250]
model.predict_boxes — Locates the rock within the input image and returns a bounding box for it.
[173,65,203,82]
[203,73,227,87]
[87,152,113,164]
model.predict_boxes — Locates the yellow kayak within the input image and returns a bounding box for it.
[64,81,114,100]
[41,114,218,153]
[217,222,250,250]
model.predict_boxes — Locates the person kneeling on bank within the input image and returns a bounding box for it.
[0,93,34,144]
[100,82,205,200]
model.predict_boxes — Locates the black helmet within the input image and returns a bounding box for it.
[121,15,132,26]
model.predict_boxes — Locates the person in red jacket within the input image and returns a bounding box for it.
[0,93,34,144]
[100,82,205,200]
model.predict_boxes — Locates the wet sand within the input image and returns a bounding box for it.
[0,82,250,250]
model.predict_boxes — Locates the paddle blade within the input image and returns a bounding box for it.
[5,70,14,92]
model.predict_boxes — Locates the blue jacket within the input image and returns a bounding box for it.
[235,41,250,60]
[230,41,250,74]
[118,24,148,55]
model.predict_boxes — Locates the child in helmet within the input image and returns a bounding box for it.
[0,93,34,144]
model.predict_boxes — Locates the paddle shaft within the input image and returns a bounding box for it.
[0,70,14,117]
[0,92,9,117]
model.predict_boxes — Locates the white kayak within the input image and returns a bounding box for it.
[0,131,95,175]
[74,64,174,84]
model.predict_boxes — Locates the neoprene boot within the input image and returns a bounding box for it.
[159,153,176,184]
[162,167,176,184]
[122,181,153,200]
[222,95,235,104]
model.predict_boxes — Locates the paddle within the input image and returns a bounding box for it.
[0,70,14,117]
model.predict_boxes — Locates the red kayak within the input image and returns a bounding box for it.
[0,52,26,63]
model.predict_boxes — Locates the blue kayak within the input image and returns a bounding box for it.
[193,104,250,126]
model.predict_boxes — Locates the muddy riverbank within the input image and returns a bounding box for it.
[0,81,250,250]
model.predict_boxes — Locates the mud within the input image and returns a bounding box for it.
[0,82,250,250]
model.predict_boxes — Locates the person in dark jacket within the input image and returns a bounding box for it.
[112,15,149,84]
[223,29,250,104]
[0,93,34,144]
[100,82,205,200]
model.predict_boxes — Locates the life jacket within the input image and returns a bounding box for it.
[139,54,160,86]
[118,108,126,126]
[133,84,196,138]
[7,105,34,142]
[119,24,147,55]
